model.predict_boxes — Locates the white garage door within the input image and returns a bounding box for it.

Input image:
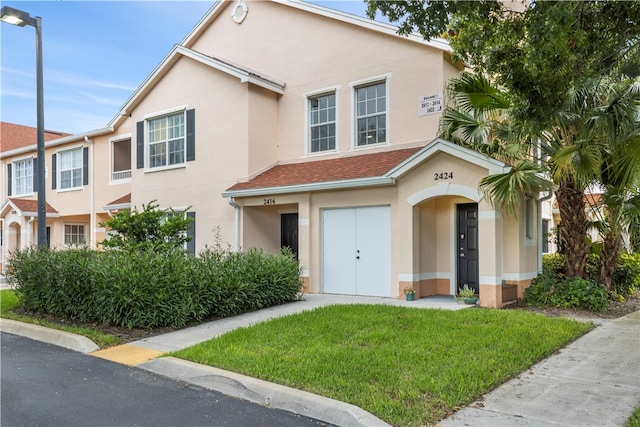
[322,206,391,297]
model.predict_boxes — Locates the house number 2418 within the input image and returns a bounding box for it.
[434,172,453,180]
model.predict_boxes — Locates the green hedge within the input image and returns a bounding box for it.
[525,252,640,311]
[7,246,303,329]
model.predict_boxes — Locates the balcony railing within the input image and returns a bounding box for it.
[112,169,131,181]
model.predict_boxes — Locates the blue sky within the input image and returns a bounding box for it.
[1,1,384,135]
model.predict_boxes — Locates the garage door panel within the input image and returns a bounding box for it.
[322,206,390,297]
[322,209,356,295]
[355,207,390,297]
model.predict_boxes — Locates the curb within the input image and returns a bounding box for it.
[0,318,99,354]
[139,357,392,427]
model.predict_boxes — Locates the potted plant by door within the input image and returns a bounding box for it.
[404,286,415,301]
[456,284,478,305]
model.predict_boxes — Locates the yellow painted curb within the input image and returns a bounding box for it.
[91,344,164,366]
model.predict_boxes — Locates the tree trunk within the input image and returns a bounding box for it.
[555,179,589,278]
[598,233,621,290]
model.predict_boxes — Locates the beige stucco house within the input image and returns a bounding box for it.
[1,0,544,307]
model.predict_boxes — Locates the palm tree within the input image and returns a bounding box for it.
[588,77,640,285]
[441,72,640,280]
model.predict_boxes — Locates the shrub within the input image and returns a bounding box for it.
[524,275,609,312]
[7,243,303,329]
[613,253,640,297]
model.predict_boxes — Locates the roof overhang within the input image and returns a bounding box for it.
[222,138,511,199]
[0,127,113,159]
[108,45,285,129]
[223,176,395,198]
[0,199,60,218]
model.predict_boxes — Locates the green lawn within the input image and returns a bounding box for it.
[171,304,592,426]
[628,406,640,427]
[0,290,120,347]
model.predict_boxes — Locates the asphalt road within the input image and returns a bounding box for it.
[1,332,333,427]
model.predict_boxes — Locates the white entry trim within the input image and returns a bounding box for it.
[407,182,483,207]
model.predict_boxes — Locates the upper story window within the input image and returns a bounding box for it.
[13,158,33,196]
[111,137,131,181]
[137,109,195,171]
[148,112,185,168]
[59,148,83,190]
[309,93,336,153]
[355,81,386,147]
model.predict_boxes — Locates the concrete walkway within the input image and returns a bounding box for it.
[2,293,639,426]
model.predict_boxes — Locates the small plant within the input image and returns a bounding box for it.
[458,284,475,298]
[404,286,415,296]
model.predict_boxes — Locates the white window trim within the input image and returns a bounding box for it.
[304,86,340,157]
[63,222,87,246]
[109,133,132,184]
[57,145,84,193]
[349,73,391,150]
[143,106,188,173]
[12,156,34,197]
[524,197,536,246]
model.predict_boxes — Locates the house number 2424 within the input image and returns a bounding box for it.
[434,172,453,180]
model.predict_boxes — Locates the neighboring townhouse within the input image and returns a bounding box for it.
[1,0,547,308]
[0,122,132,271]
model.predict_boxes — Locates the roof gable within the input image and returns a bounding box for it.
[1,198,59,218]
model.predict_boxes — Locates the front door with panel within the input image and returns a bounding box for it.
[457,203,479,294]
[280,213,298,259]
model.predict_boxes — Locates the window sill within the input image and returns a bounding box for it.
[109,178,132,186]
[304,149,339,158]
[350,142,391,152]
[10,193,34,198]
[144,163,187,174]
[57,187,83,193]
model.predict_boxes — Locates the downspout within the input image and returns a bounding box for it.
[227,196,241,252]
[27,216,35,247]
[84,136,95,248]
[538,190,553,273]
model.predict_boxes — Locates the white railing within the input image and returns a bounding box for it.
[112,169,131,180]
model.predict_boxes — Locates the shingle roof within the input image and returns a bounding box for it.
[1,122,71,153]
[7,198,59,214]
[226,147,423,192]
[105,193,132,207]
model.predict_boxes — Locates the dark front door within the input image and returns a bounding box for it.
[281,213,298,259]
[457,203,479,293]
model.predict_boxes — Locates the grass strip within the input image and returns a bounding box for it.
[171,304,592,426]
[0,290,120,348]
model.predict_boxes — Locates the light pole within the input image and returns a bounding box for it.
[1,5,47,248]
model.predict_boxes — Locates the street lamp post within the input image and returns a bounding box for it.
[1,6,47,248]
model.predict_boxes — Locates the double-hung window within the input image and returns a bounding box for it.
[355,81,386,146]
[13,159,33,196]
[59,148,83,190]
[64,224,86,245]
[148,112,185,168]
[309,93,336,153]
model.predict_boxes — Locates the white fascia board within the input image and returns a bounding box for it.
[386,138,511,179]
[102,203,131,212]
[108,45,285,129]
[177,46,285,94]
[181,0,225,48]
[277,0,451,53]
[0,127,113,160]
[222,176,395,198]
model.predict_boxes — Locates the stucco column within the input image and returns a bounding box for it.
[478,205,504,308]
[297,194,311,294]
[395,203,420,299]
